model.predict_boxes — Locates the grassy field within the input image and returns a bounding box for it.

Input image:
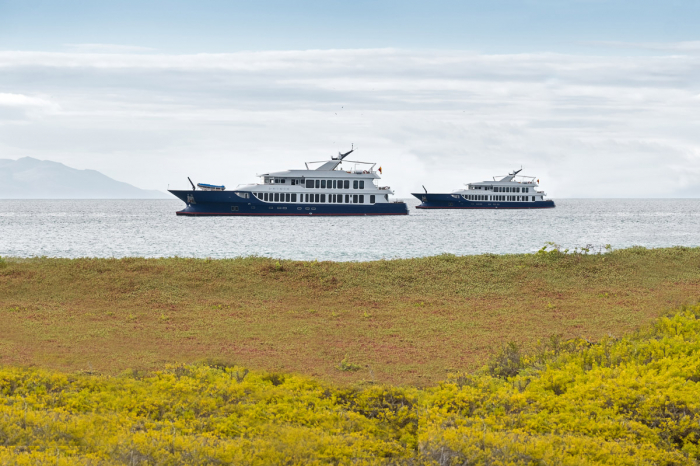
[1,247,699,385]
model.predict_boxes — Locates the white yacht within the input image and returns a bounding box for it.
[413,168,555,209]
[169,147,408,216]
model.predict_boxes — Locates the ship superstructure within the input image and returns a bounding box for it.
[412,168,555,209]
[169,148,408,216]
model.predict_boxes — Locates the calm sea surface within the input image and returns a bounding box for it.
[2,199,699,261]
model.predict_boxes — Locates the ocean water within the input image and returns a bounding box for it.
[1,199,699,261]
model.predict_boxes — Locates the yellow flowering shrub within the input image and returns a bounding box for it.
[421,306,700,465]
[0,367,413,465]
[2,305,700,464]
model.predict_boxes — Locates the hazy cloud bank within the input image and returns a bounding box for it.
[0,47,698,197]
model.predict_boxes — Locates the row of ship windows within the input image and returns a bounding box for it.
[255,192,380,204]
[465,195,537,202]
[269,178,367,189]
[232,206,336,212]
[471,186,531,193]
[231,206,312,211]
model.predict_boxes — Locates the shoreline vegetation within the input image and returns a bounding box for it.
[1,247,700,463]
[1,306,700,464]
[1,246,699,385]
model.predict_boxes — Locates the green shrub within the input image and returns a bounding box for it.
[338,354,362,372]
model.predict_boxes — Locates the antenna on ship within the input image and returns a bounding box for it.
[422,185,428,193]
[187,177,196,191]
[333,143,354,161]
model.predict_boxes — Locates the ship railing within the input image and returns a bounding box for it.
[346,169,376,174]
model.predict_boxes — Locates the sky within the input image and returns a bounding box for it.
[1,0,699,197]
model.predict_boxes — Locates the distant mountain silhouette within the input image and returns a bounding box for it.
[0,157,169,199]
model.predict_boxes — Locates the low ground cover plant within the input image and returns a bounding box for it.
[1,305,700,464]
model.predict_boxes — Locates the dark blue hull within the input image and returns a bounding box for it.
[411,193,555,209]
[169,190,409,216]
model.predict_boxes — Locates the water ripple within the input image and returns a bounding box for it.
[1,199,699,261]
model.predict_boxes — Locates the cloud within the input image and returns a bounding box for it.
[0,47,698,197]
[0,93,60,123]
[63,43,157,53]
[581,41,700,53]
[0,93,55,108]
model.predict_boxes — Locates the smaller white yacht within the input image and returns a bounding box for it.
[412,168,555,209]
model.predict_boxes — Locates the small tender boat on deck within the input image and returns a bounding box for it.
[412,168,555,209]
[196,183,225,191]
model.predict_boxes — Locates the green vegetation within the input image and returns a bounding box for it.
[2,306,700,464]
[1,247,700,385]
